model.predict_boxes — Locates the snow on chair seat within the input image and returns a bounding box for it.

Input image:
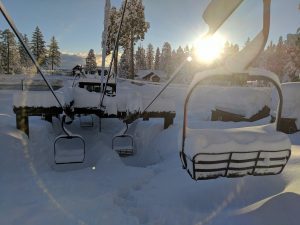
[112,134,134,157]
[183,124,291,180]
[54,134,85,164]
[180,69,292,180]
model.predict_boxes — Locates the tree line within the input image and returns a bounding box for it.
[0,26,61,75]
[118,30,300,82]
[103,0,299,82]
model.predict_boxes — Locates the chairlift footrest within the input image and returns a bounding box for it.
[115,149,134,157]
[181,149,291,180]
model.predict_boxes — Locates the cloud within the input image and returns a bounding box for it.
[60,52,115,69]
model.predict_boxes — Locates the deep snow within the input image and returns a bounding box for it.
[1,86,300,225]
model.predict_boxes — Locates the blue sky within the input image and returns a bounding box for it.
[0,0,299,55]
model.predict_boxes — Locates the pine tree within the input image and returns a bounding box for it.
[184,45,190,57]
[107,6,120,75]
[146,43,154,70]
[0,29,20,74]
[135,45,146,70]
[0,30,4,74]
[135,46,142,70]
[119,50,130,78]
[18,34,32,71]
[245,37,251,47]
[119,0,150,79]
[85,49,97,74]
[31,26,47,67]
[268,36,288,79]
[48,36,61,70]
[154,47,160,70]
[160,42,172,76]
[176,46,185,62]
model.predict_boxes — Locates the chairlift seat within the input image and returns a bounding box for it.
[181,124,291,180]
[54,134,85,164]
[112,134,134,157]
[80,115,94,127]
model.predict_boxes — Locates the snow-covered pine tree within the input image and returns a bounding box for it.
[146,43,154,70]
[18,34,33,71]
[160,42,172,76]
[0,29,20,74]
[85,49,97,74]
[154,47,160,70]
[119,50,130,78]
[47,36,61,71]
[107,6,119,75]
[0,30,3,74]
[184,45,190,57]
[31,26,47,68]
[135,45,146,70]
[119,0,149,79]
[267,36,288,80]
[176,46,185,63]
[171,49,177,73]
[223,41,239,58]
[283,29,300,81]
[135,46,142,70]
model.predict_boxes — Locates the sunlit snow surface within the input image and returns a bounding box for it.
[1,88,300,225]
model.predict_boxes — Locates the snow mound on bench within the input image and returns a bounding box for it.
[184,124,291,158]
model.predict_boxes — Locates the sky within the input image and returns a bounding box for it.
[0,0,299,56]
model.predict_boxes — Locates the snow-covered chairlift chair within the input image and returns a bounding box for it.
[180,69,291,180]
[112,123,134,157]
[80,115,94,127]
[54,115,86,164]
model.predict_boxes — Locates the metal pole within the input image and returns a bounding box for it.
[99,0,128,109]
[101,0,111,91]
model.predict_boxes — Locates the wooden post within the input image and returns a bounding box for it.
[164,114,174,129]
[143,115,149,121]
[21,79,24,91]
[16,108,29,136]
[44,114,52,123]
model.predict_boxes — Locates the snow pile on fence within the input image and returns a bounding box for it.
[272,82,300,129]
[13,91,65,108]
[72,80,176,114]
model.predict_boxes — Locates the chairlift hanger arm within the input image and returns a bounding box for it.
[244,0,271,69]
[100,0,128,109]
[203,0,244,35]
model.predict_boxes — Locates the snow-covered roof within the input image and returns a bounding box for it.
[135,70,167,79]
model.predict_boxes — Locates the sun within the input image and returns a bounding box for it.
[194,33,226,64]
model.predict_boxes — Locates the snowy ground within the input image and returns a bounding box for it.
[1,89,300,225]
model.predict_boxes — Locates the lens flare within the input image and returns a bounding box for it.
[194,33,225,64]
